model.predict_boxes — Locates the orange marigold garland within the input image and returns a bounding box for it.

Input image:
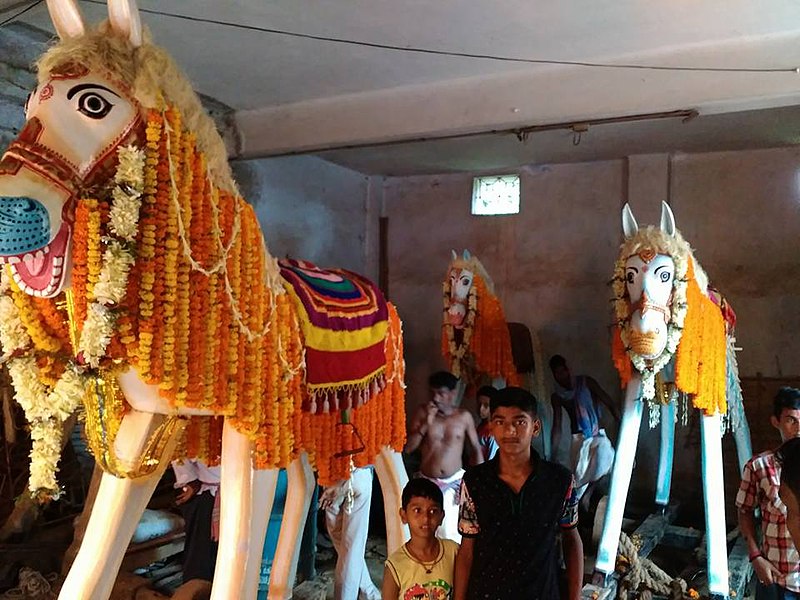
[16,101,406,486]
[674,259,727,416]
[442,260,520,387]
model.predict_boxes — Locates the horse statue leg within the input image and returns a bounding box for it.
[655,402,676,509]
[700,412,729,599]
[594,374,643,583]
[211,421,275,600]
[733,416,753,475]
[267,452,315,600]
[374,446,410,554]
[242,468,279,600]
[59,410,181,600]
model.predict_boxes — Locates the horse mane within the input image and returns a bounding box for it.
[617,225,708,293]
[448,255,495,296]
[36,22,236,195]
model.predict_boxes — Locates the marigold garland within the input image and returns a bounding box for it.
[674,259,727,416]
[70,105,404,479]
[0,276,83,500]
[442,258,520,388]
[7,100,406,494]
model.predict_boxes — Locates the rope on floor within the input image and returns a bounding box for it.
[615,531,691,600]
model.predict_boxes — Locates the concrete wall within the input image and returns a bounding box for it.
[380,146,800,522]
[233,155,372,275]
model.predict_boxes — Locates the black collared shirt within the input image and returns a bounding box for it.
[458,451,577,599]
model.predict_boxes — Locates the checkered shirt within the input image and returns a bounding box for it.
[736,450,800,591]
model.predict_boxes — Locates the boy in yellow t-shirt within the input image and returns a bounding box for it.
[383,478,459,600]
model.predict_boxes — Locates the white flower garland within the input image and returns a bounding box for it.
[0,145,144,499]
[77,145,144,368]
[0,281,85,497]
[612,250,689,402]
[442,280,477,378]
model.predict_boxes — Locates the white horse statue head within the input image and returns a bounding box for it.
[0,0,233,298]
[611,201,724,408]
[445,248,483,328]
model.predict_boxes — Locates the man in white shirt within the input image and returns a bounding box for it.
[172,459,221,583]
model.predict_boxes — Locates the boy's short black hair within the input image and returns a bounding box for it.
[548,354,567,372]
[428,371,458,390]
[401,478,444,510]
[476,385,497,400]
[773,387,800,419]
[778,437,800,498]
[490,386,538,418]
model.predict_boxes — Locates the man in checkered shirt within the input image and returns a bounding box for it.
[737,387,800,599]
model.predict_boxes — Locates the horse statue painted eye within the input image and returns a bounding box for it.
[77,92,113,119]
[626,271,635,284]
[659,271,671,282]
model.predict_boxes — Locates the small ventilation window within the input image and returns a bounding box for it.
[471,174,520,215]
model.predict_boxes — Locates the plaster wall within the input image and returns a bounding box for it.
[232,155,370,275]
[381,146,800,521]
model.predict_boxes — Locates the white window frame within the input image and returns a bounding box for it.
[471,174,520,215]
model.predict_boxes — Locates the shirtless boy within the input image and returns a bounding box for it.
[404,371,483,542]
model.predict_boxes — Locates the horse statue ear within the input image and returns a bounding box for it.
[46,0,86,40]
[621,203,638,238]
[462,249,471,261]
[660,201,676,237]
[451,249,458,261]
[108,0,143,48]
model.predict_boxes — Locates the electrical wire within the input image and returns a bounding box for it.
[3,0,797,75]
[77,0,799,75]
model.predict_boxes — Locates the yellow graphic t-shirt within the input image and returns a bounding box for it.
[385,538,459,600]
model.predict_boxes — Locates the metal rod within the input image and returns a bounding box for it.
[232,109,699,160]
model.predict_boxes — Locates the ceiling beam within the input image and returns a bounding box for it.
[234,34,800,159]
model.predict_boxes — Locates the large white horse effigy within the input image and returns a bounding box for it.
[596,202,751,599]
[0,2,408,599]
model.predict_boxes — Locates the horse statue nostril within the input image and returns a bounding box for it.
[0,196,51,256]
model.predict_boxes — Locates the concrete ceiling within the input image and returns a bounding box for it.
[5,0,800,174]
[315,104,800,176]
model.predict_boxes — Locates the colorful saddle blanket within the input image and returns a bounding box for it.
[279,259,388,414]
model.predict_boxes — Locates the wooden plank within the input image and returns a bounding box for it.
[581,504,678,600]
[661,525,704,549]
[145,561,183,582]
[121,532,185,572]
[582,580,617,600]
[631,504,679,559]
[152,570,184,595]
[727,535,752,600]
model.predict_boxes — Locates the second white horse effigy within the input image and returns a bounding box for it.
[596,202,751,599]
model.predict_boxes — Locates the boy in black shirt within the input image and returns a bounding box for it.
[454,387,583,599]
